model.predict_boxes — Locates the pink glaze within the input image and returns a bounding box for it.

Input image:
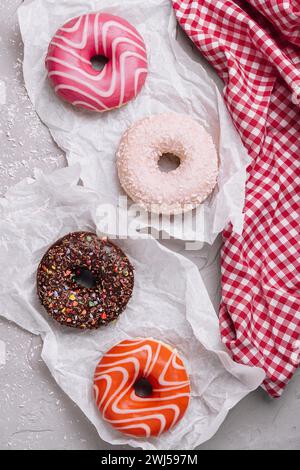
[117,113,219,214]
[45,12,148,112]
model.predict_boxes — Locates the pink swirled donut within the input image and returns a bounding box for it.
[45,12,148,112]
[117,113,219,214]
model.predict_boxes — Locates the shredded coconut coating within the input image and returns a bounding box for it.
[117,113,219,214]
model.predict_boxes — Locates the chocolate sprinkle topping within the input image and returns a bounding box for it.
[37,232,134,329]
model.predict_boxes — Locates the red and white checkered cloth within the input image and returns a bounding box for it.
[172,0,300,397]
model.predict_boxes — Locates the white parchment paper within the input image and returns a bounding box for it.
[0,166,264,450]
[18,0,250,244]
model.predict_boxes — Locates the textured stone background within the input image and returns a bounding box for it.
[0,0,299,450]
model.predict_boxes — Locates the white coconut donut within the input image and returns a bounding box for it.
[117,113,219,214]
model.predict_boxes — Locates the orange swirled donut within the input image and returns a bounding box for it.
[93,338,190,438]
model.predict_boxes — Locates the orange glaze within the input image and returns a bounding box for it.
[93,338,190,438]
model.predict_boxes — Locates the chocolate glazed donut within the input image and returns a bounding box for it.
[37,232,134,329]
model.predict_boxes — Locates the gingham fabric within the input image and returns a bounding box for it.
[172,0,300,397]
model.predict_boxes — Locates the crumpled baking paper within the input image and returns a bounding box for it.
[0,166,264,450]
[18,0,250,244]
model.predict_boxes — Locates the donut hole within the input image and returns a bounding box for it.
[90,55,109,71]
[134,377,153,398]
[73,267,98,288]
[158,153,181,173]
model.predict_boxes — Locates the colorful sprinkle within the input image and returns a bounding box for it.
[37,232,134,329]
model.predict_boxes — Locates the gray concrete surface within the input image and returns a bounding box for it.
[0,0,299,450]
